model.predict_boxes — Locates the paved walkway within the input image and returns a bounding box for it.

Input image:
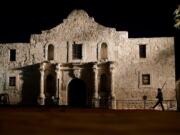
[0,107,179,135]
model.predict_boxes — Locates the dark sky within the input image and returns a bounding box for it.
[0,0,179,41]
[0,0,179,79]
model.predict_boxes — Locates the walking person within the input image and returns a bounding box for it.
[152,88,164,111]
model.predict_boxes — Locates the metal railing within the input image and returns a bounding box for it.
[115,100,177,110]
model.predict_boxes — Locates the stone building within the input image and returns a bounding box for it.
[0,10,176,110]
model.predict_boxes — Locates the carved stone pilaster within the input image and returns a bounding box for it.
[55,63,61,105]
[92,64,99,108]
[38,62,46,105]
[110,63,116,109]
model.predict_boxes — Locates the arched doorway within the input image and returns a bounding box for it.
[68,78,87,107]
[45,74,56,105]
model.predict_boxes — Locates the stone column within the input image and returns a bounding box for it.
[55,63,62,105]
[110,64,116,109]
[38,63,46,105]
[93,64,99,108]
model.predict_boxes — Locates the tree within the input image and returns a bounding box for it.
[174,5,180,29]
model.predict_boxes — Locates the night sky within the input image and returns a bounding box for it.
[0,0,179,79]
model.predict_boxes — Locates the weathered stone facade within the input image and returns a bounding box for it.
[0,10,176,110]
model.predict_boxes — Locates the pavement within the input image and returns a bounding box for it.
[0,107,180,135]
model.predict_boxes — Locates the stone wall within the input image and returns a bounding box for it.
[0,43,30,104]
[114,37,176,109]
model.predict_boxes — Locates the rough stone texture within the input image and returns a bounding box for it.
[0,10,176,109]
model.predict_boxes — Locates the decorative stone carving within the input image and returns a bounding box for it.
[73,68,82,79]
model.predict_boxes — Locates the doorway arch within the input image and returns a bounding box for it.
[68,78,87,107]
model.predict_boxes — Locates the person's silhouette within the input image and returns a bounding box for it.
[152,88,164,111]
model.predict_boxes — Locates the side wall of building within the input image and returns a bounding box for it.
[114,37,176,109]
[0,43,31,104]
